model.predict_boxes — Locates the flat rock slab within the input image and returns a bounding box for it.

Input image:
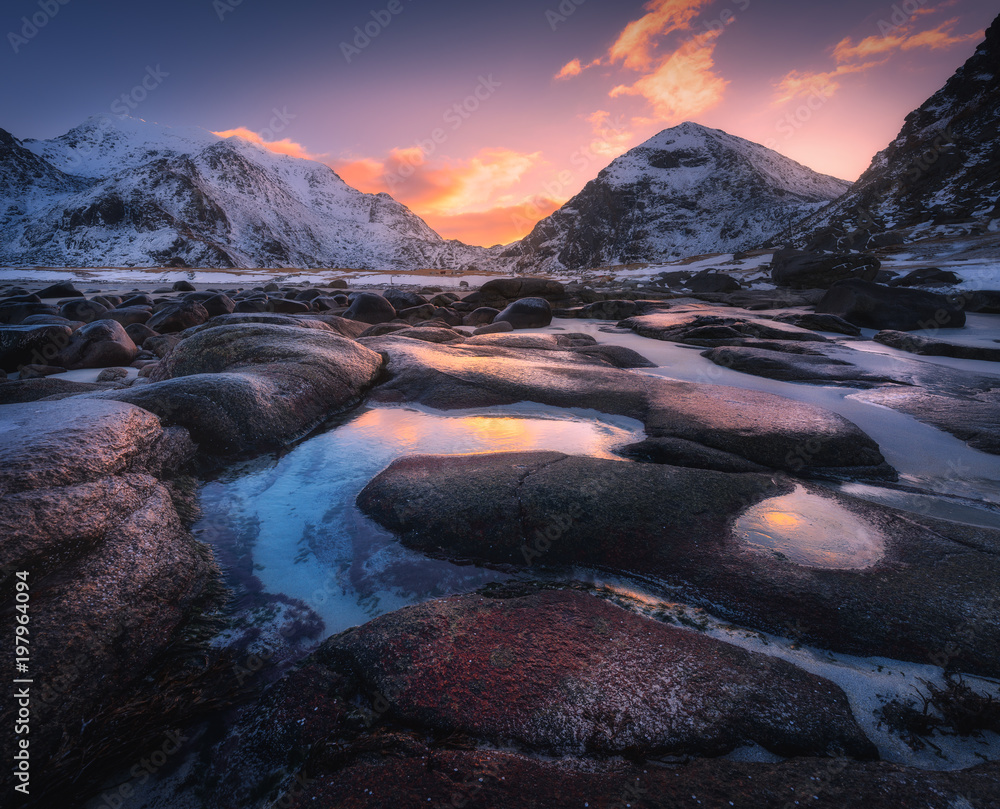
[875,329,1000,362]
[365,336,891,478]
[358,452,1000,675]
[852,386,1000,455]
[324,589,874,759]
[703,346,898,387]
[620,309,829,346]
[86,324,384,454]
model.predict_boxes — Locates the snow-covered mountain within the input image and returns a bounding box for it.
[780,13,1000,251]
[0,115,491,270]
[495,122,851,273]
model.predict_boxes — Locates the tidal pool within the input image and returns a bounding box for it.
[196,403,644,639]
[733,485,886,569]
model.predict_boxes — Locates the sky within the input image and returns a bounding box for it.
[1,0,995,247]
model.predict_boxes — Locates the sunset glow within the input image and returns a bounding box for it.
[10,0,993,247]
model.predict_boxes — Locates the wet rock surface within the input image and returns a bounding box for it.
[363,334,890,477]
[0,399,224,800]
[2,271,999,808]
[358,452,1000,674]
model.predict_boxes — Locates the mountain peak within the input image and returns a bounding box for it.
[500,124,849,272]
[0,116,484,270]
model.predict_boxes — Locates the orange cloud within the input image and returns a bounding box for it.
[772,61,885,105]
[333,147,549,245]
[422,198,564,247]
[608,0,715,71]
[832,17,983,62]
[585,110,636,158]
[610,30,728,122]
[554,57,602,81]
[212,127,319,161]
[773,7,984,105]
[555,58,583,80]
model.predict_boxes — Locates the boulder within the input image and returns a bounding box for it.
[201,293,236,317]
[889,267,961,287]
[172,280,196,292]
[55,319,138,369]
[395,304,437,324]
[771,250,880,289]
[773,312,862,336]
[0,302,60,324]
[103,306,152,327]
[570,344,656,368]
[478,277,565,307]
[0,378,108,403]
[382,289,428,311]
[344,292,397,325]
[703,345,896,387]
[59,298,109,323]
[88,324,384,454]
[463,306,500,326]
[0,324,73,372]
[146,301,210,333]
[494,297,552,329]
[580,299,639,320]
[817,280,966,331]
[270,298,311,314]
[36,281,84,298]
[125,322,158,345]
[119,293,154,308]
[0,400,220,801]
[473,321,513,335]
[145,334,183,358]
[687,270,741,293]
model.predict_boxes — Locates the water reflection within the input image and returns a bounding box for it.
[197,404,644,640]
[733,485,885,569]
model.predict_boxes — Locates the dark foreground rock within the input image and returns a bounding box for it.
[358,452,1000,675]
[494,296,553,329]
[87,324,384,454]
[0,399,225,802]
[817,280,966,331]
[237,747,1000,809]
[344,292,397,325]
[0,324,72,372]
[327,590,874,758]
[55,318,138,369]
[196,588,998,809]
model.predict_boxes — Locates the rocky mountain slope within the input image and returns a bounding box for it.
[495,122,851,273]
[0,115,491,271]
[779,13,1000,251]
